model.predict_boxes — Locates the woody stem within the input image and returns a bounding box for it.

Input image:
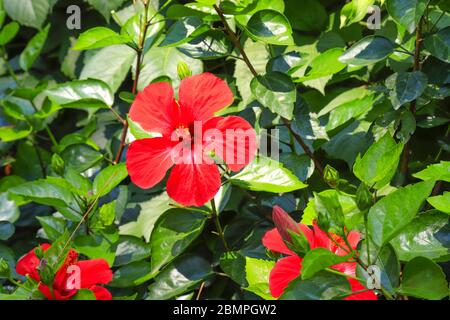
[400,17,423,178]
[213,4,324,177]
[114,1,152,164]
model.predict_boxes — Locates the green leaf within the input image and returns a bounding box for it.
[0,21,19,45]
[84,0,127,21]
[325,94,377,132]
[245,9,294,45]
[279,153,314,182]
[119,192,174,242]
[110,260,152,288]
[235,0,285,26]
[413,161,450,182]
[46,79,114,109]
[4,0,50,29]
[353,133,404,189]
[93,163,128,197]
[120,8,164,47]
[314,191,345,233]
[19,24,50,71]
[177,30,231,60]
[137,47,203,92]
[391,211,450,261]
[80,44,136,93]
[97,201,116,227]
[160,17,209,47]
[61,144,103,173]
[399,257,448,300]
[150,209,206,274]
[424,26,450,63]
[235,39,270,107]
[0,124,32,142]
[114,236,152,267]
[245,257,275,300]
[250,72,296,120]
[367,180,435,247]
[37,216,66,241]
[220,0,258,14]
[427,192,450,214]
[74,27,131,50]
[220,251,247,286]
[340,0,375,27]
[284,0,327,32]
[0,193,19,223]
[71,289,97,300]
[9,179,75,209]
[0,222,14,240]
[280,271,352,300]
[301,248,350,280]
[385,71,428,109]
[296,48,346,82]
[146,254,213,300]
[74,231,119,266]
[339,36,396,66]
[386,0,428,34]
[302,189,363,231]
[230,156,308,193]
[357,242,400,294]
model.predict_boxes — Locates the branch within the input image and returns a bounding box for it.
[213,5,324,177]
[114,1,152,164]
[400,18,423,176]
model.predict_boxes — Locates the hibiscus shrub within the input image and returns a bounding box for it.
[0,0,449,301]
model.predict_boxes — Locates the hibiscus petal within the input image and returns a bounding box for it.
[129,82,181,136]
[345,278,378,300]
[335,231,361,256]
[262,228,295,256]
[166,162,221,206]
[76,259,113,288]
[126,137,176,189]
[203,116,257,172]
[178,73,234,121]
[269,255,302,298]
[312,221,332,250]
[90,285,113,300]
[16,243,51,282]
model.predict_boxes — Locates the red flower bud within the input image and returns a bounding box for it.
[272,206,301,243]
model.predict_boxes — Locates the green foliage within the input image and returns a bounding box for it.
[0,0,449,301]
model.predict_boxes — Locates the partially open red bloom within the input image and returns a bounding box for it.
[262,206,377,300]
[16,244,113,300]
[126,73,256,206]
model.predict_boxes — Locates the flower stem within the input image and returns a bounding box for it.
[210,198,230,252]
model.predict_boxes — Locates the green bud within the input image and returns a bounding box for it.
[38,259,55,286]
[99,201,116,227]
[0,258,11,279]
[177,61,192,80]
[51,153,65,176]
[356,183,373,211]
[287,230,310,257]
[323,165,340,189]
[34,246,45,260]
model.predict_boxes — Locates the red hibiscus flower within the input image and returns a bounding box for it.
[16,244,113,300]
[126,73,257,207]
[262,206,377,300]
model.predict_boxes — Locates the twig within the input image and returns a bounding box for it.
[282,118,324,176]
[211,198,230,251]
[195,282,206,300]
